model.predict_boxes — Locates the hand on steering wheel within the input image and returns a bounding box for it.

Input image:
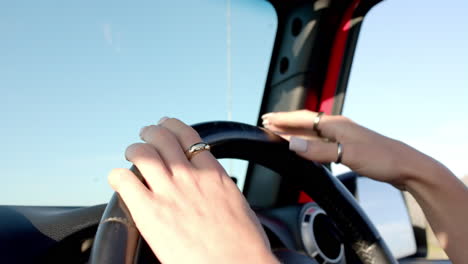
[262,110,426,190]
[108,118,278,264]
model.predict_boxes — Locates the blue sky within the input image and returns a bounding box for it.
[1,0,467,206]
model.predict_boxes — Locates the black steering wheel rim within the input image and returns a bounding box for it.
[89,121,397,264]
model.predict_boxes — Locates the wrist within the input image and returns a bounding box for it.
[398,144,451,192]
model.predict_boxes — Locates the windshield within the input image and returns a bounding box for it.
[1,1,277,206]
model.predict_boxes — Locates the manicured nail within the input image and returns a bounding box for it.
[158,116,169,124]
[262,119,270,127]
[261,113,274,120]
[290,137,308,153]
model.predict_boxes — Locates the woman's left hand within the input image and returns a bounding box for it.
[108,117,278,264]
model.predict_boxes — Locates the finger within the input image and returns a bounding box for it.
[288,136,348,164]
[265,128,322,141]
[125,142,173,192]
[261,110,319,130]
[108,168,155,221]
[139,124,193,174]
[262,110,349,142]
[159,117,220,171]
[262,110,328,139]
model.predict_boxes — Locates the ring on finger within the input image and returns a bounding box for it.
[335,142,343,164]
[185,142,211,161]
[313,112,325,137]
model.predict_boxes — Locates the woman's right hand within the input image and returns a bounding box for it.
[261,110,433,190]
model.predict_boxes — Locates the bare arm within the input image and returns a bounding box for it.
[403,154,468,264]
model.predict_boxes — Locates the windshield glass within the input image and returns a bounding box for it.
[1,0,277,206]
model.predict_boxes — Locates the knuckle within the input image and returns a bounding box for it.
[330,115,355,141]
[335,115,352,124]
[180,131,202,144]
[344,116,355,125]
[125,142,154,161]
[299,109,315,118]
[144,125,172,141]
[167,117,182,124]
[163,118,202,143]
[126,142,146,154]
[165,117,186,129]
[343,117,357,129]
[116,171,132,186]
[144,124,160,134]
[108,168,131,190]
[185,133,202,146]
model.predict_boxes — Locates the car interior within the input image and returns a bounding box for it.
[0,0,454,263]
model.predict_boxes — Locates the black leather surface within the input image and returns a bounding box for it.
[0,205,105,263]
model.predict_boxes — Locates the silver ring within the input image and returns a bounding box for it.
[313,112,324,137]
[185,142,211,161]
[335,142,343,164]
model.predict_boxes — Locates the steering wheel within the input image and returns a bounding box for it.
[89,121,397,264]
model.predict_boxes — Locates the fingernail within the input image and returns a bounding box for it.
[289,137,308,153]
[158,116,169,124]
[261,113,274,120]
[262,119,270,127]
[139,126,148,139]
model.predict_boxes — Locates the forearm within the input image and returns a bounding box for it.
[402,151,468,264]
